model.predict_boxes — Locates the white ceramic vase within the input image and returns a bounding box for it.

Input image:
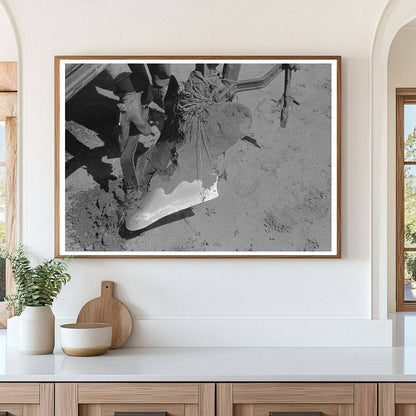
[19,306,55,354]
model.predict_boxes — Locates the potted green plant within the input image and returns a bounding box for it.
[1,245,71,354]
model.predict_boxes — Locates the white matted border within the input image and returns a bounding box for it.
[56,57,340,258]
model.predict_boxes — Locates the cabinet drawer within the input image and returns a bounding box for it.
[379,383,416,416]
[0,383,53,416]
[0,383,39,404]
[78,383,200,404]
[56,383,215,416]
[217,383,376,416]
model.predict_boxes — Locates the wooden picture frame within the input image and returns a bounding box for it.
[55,56,341,258]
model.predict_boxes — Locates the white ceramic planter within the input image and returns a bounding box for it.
[19,306,55,354]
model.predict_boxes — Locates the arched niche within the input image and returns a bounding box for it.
[371,0,416,319]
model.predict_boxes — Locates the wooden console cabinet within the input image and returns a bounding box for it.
[0,382,406,416]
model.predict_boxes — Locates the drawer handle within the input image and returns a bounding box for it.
[115,412,167,416]
[270,413,324,416]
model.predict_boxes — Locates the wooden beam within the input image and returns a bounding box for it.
[379,383,395,416]
[397,94,405,311]
[39,383,55,416]
[0,92,17,120]
[199,384,215,416]
[5,116,17,292]
[397,88,416,96]
[216,384,233,416]
[0,62,17,92]
[354,384,377,416]
[56,383,78,416]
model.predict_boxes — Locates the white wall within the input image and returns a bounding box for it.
[0,0,393,346]
[387,25,416,312]
[0,3,17,61]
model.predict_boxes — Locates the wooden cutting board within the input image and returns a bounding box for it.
[76,281,133,349]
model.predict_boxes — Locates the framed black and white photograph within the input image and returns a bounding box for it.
[55,56,341,258]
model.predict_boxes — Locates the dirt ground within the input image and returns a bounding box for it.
[64,63,332,253]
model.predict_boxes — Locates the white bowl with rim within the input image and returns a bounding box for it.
[60,323,112,356]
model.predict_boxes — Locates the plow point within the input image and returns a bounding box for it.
[125,178,219,231]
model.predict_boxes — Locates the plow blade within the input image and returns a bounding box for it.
[125,179,218,231]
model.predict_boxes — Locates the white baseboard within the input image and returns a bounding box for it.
[56,317,392,347]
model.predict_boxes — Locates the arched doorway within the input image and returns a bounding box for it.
[371,0,416,319]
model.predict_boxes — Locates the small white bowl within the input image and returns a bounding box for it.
[60,323,112,356]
